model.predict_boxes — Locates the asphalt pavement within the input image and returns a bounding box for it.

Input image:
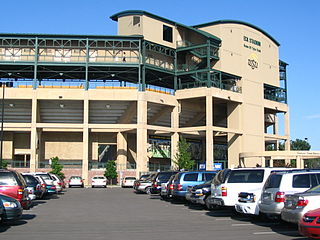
[0,187,307,240]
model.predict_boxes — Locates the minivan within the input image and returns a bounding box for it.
[259,170,320,218]
[172,171,217,199]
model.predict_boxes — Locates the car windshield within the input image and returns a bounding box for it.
[228,170,264,183]
[125,177,136,180]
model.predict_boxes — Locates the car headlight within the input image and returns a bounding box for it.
[202,187,210,193]
[3,201,18,208]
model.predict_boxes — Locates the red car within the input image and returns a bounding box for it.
[0,169,30,209]
[299,208,320,239]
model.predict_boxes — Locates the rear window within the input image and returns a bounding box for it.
[93,177,105,179]
[37,174,52,180]
[228,170,264,183]
[202,173,216,181]
[0,172,17,186]
[125,177,136,180]
[183,173,198,181]
[158,172,177,181]
[71,176,81,179]
[213,169,231,186]
[23,175,39,185]
[292,174,311,188]
[264,174,282,189]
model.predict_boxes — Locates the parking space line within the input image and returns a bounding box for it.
[215,218,232,221]
[253,232,276,235]
[232,223,254,226]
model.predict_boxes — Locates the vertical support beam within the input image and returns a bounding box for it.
[206,40,212,88]
[117,132,127,171]
[174,49,178,91]
[206,93,214,170]
[171,103,179,170]
[82,97,89,186]
[296,156,302,169]
[139,40,146,92]
[33,37,38,90]
[284,110,290,150]
[30,93,38,172]
[274,114,278,135]
[136,93,148,177]
[85,38,89,90]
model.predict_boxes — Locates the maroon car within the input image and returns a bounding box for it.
[0,169,30,209]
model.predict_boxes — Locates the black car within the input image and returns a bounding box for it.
[22,174,43,199]
[186,180,212,206]
[0,194,23,222]
[150,171,179,194]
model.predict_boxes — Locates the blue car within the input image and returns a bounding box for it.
[172,171,217,199]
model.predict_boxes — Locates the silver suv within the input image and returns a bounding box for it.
[259,170,320,218]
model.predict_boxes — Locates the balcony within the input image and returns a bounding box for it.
[264,84,287,103]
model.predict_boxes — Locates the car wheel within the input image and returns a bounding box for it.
[146,187,151,195]
[81,184,84,188]
[92,185,94,188]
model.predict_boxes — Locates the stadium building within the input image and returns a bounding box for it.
[0,10,294,184]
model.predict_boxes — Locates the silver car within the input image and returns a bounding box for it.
[281,185,320,224]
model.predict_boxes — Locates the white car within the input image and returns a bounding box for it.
[121,177,136,188]
[68,176,84,188]
[91,176,107,188]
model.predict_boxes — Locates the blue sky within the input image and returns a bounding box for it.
[2,0,320,149]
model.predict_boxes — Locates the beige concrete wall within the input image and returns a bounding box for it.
[118,15,143,36]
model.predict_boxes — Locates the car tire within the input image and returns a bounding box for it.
[146,187,151,195]
[81,184,84,188]
[92,185,94,188]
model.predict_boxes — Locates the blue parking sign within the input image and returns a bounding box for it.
[214,163,222,170]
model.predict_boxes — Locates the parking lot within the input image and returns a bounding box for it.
[0,188,306,240]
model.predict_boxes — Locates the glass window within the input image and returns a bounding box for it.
[264,174,282,189]
[133,16,140,26]
[183,173,198,181]
[23,175,39,185]
[311,174,319,188]
[228,170,264,183]
[203,173,216,181]
[292,174,310,188]
[163,25,173,43]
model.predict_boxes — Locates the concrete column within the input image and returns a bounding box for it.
[136,93,148,177]
[296,156,302,169]
[274,115,279,135]
[171,103,179,170]
[82,98,89,186]
[30,95,38,172]
[227,101,241,168]
[284,110,291,150]
[261,156,265,167]
[206,94,214,170]
[117,132,127,171]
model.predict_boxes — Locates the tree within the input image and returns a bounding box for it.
[104,160,118,185]
[0,160,8,169]
[173,137,195,171]
[290,139,311,150]
[49,156,65,179]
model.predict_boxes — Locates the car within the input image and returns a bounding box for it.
[281,184,320,224]
[68,176,84,188]
[31,172,56,194]
[33,175,48,197]
[150,171,179,194]
[0,197,4,221]
[91,176,107,188]
[259,170,320,218]
[121,176,136,188]
[0,169,30,210]
[299,208,320,239]
[0,193,23,222]
[49,173,64,193]
[134,173,157,194]
[172,171,217,200]
[208,167,292,213]
[186,180,212,208]
[21,174,42,200]
[160,174,178,200]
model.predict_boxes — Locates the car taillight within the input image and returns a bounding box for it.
[297,199,309,208]
[17,188,24,199]
[29,189,33,194]
[36,185,41,191]
[275,192,285,202]
[221,186,227,197]
[177,184,183,191]
[169,184,174,190]
[153,181,158,188]
[58,182,62,186]
[41,183,46,188]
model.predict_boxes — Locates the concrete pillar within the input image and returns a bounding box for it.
[206,94,214,170]
[284,110,291,150]
[270,157,274,167]
[296,156,302,169]
[171,103,179,170]
[82,98,89,186]
[117,132,127,171]
[136,94,148,177]
[261,156,265,167]
[274,115,279,135]
[30,95,38,172]
[227,101,241,168]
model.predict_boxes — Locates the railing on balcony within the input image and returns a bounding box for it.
[264,84,287,103]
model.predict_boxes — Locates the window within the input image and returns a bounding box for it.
[203,173,216,181]
[264,174,282,189]
[133,16,140,26]
[292,174,310,188]
[183,173,198,181]
[228,170,264,183]
[163,25,173,43]
[0,172,17,186]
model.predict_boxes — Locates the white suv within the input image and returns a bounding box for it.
[208,168,291,213]
[259,170,320,218]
